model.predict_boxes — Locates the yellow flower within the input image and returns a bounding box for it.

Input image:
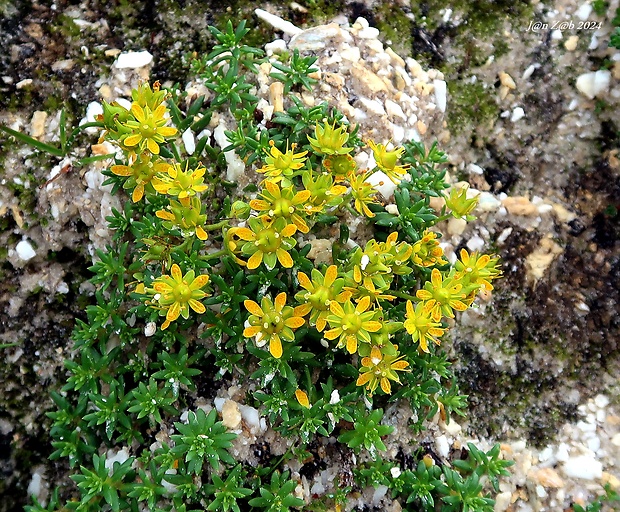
[153,162,208,199]
[131,81,168,111]
[122,103,178,155]
[110,153,172,202]
[411,230,448,268]
[294,265,351,332]
[454,249,502,293]
[150,264,210,330]
[347,170,379,218]
[403,300,446,352]
[367,140,410,184]
[323,153,357,180]
[345,233,412,299]
[249,180,313,233]
[307,121,353,156]
[444,184,478,219]
[243,293,305,358]
[356,345,410,395]
[302,170,347,212]
[324,296,382,354]
[257,140,308,182]
[156,196,209,241]
[415,269,468,322]
[229,217,297,270]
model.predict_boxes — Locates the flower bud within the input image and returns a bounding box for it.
[231,200,251,219]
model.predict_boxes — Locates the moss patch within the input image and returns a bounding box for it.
[447,80,499,134]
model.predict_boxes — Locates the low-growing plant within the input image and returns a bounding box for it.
[5,18,514,512]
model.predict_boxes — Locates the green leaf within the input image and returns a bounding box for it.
[0,124,64,156]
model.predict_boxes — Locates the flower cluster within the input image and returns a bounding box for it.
[99,82,214,330]
[223,119,502,396]
[101,84,502,394]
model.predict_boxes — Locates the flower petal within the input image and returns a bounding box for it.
[345,336,357,354]
[324,265,338,287]
[297,271,312,290]
[294,303,312,317]
[232,228,255,241]
[380,378,391,394]
[295,389,310,408]
[329,301,345,316]
[244,300,263,317]
[158,126,177,137]
[170,264,182,281]
[195,225,208,240]
[281,223,297,238]
[111,165,133,176]
[356,372,373,387]
[130,103,145,122]
[276,249,293,268]
[124,134,141,147]
[391,361,410,370]
[156,210,175,221]
[364,321,382,332]
[147,137,160,155]
[166,301,181,322]
[188,299,206,314]
[247,251,263,270]
[270,336,283,359]
[285,316,305,329]
[275,292,287,310]
[132,185,144,202]
[243,325,262,337]
[323,328,341,340]
[356,295,371,313]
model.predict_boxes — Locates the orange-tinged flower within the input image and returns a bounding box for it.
[243,293,305,358]
[123,103,177,155]
[323,153,357,180]
[295,265,351,332]
[403,300,446,352]
[110,153,172,202]
[356,345,410,395]
[411,230,448,268]
[416,269,468,322]
[155,196,209,240]
[454,249,502,293]
[150,264,210,330]
[324,296,382,354]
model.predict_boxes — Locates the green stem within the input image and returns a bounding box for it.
[390,290,418,302]
[268,443,295,476]
[204,219,229,232]
[434,213,453,223]
[200,249,227,261]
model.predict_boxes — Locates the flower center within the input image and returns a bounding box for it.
[140,121,157,138]
[309,286,331,310]
[341,313,362,334]
[173,283,192,302]
[272,198,293,218]
[257,228,281,252]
